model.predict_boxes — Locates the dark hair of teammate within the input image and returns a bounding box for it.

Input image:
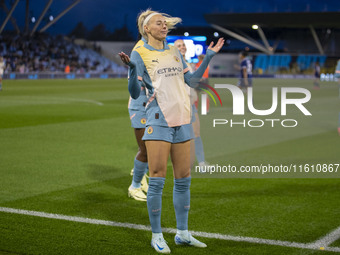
[240,51,248,57]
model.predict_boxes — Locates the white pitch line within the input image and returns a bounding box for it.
[3,96,104,106]
[0,207,339,253]
[309,226,340,248]
[47,97,104,106]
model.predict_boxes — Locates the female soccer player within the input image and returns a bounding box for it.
[119,9,224,254]
[174,40,209,170]
[127,37,149,202]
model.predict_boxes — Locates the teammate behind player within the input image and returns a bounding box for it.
[0,56,4,91]
[335,59,340,85]
[174,39,196,169]
[174,40,210,170]
[238,51,252,91]
[126,37,149,202]
[195,54,209,84]
[119,9,224,254]
[314,61,321,89]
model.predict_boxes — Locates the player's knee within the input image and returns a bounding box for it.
[136,150,147,162]
[149,165,166,177]
[137,147,147,161]
[174,169,191,179]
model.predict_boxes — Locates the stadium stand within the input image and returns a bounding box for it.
[0,33,127,77]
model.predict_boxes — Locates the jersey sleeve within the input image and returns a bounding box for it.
[183,49,216,88]
[128,50,144,99]
[179,53,189,73]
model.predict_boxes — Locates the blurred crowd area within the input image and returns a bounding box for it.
[0,33,125,74]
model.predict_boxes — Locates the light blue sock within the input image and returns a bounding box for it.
[173,177,191,230]
[131,158,148,188]
[147,177,165,233]
[194,137,205,163]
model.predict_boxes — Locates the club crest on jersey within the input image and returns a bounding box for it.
[147,126,153,134]
[174,56,180,62]
[141,118,146,124]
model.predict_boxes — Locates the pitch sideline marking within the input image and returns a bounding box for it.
[2,96,104,106]
[44,97,104,106]
[309,226,340,248]
[0,206,339,253]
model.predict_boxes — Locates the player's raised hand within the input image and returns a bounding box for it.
[207,38,225,53]
[118,52,130,65]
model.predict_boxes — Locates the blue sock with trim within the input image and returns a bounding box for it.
[194,137,205,163]
[147,177,165,233]
[173,177,191,230]
[131,158,147,188]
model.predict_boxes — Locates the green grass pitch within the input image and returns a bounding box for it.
[0,78,339,254]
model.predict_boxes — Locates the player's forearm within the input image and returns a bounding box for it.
[184,49,215,88]
[242,69,247,79]
[127,63,141,99]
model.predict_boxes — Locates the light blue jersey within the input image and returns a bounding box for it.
[128,40,216,128]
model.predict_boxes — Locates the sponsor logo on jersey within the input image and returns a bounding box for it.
[174,56,180,62]
[141,118,146,124]
[157,67,182,75]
